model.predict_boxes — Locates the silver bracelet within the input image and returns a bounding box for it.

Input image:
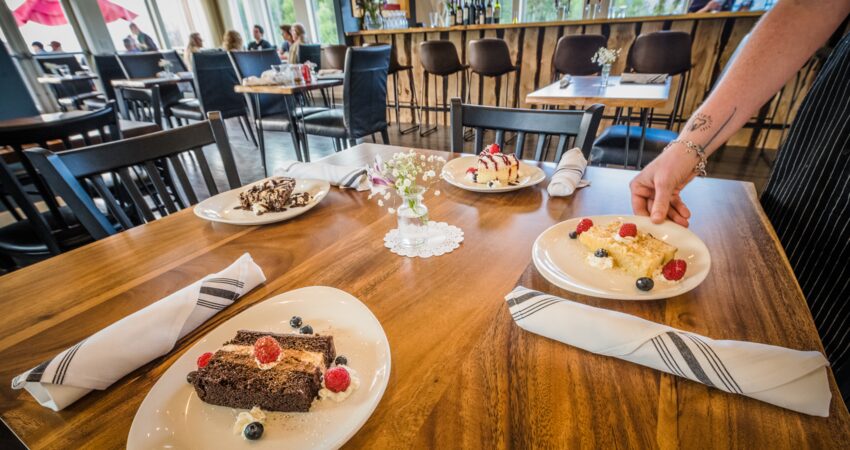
[666,139,707,177]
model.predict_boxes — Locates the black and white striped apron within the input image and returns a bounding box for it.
[760,31,850,402]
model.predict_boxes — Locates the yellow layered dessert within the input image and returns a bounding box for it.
[578,221,676,277]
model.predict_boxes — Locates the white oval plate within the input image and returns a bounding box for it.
[193,178,330,225]
[441,155,546,193]
[128,286,391,450]
[532,215,711,300]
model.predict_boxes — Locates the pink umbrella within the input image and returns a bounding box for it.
[14,0,137,26]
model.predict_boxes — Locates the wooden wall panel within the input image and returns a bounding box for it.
[518,27,540,108]
[538,27,561,91]
[607,23,637,75]
[504,28,521,108]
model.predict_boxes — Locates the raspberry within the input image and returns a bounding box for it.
[324,366,351,393]
[619,223,637,238]
[197,352,213,368]
[576,218,594,235]
[662,259,687,281]
[466,167,477,174]
[253,336,281,365]
[485,143,500,154]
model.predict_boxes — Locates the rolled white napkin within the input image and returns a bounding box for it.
[11,253,266,411]
[241,76,274,86]
[547,147,590,197]
[620,72,668,84]
[274,160,369,191]
[505,286,832,416]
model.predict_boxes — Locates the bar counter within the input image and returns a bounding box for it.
[345,11,815,150]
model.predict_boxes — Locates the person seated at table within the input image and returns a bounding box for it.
[129,23,157,51]
[221,30,244,51]
[30,41,45,54]
[183,32,204,69]
[248,25,274,51]
[279,24,293,57]
[123,37,140,53]
[630,0,850,402]
[288,23,307,63]
[688,0,731,13]
[49,41,63,53]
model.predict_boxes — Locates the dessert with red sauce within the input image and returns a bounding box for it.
[465,143,520,188]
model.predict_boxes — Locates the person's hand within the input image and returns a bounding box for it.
[629,148,697,227]
[698,0,724,13]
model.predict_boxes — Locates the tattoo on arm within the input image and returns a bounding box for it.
[689,113,712,132]
[703,107,737,150]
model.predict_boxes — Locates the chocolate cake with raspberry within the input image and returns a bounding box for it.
[187,330,335,412]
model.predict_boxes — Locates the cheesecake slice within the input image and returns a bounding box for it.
[578,221,676,277]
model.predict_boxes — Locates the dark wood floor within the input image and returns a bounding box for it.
[217,118,776,195]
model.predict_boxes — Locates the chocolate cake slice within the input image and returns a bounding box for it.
[187,330,335,412]
[238,177,296,215]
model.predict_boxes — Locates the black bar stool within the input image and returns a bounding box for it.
[418,40,468,136]
[364,42,419,134]
[467,38,518,108]
[552,34,608,80]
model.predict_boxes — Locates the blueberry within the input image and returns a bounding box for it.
[334,355,348,366]
[299,325,313,334]
[594,248,608,258]
[636,277,654,291]
[243,421,264,440]
[569,231,578,239]
[289,316,302,328]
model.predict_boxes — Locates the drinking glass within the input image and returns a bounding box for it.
[429,12,439,28]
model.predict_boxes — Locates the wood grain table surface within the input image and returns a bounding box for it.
[0,144,847,449]
[526,76,672,109]
[111,72,194,89]
[234,78,343,95]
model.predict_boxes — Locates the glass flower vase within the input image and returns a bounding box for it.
[600,63,612,87]
[364,13,383,30]
[396,188,429,248]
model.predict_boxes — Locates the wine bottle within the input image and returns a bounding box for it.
[449,0,456,26]
[493,0,501,23]
[466,0,473,25]
[478,0,485,24]
[485,0,493,24]
[457,0,464,25]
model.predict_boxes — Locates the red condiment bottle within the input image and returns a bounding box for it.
[301,64,312,84]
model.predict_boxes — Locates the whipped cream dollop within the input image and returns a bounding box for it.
[653,269,683,285]
[585,253,613,270]
[612,233,637,244]
[487,180,503,188]
[233,406,266,436]
[319,366,360,402]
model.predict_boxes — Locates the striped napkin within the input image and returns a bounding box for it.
[275,160,369,191]
[11,253,265,411]
[547,147,590,197]
[505,286,832,416]
[620,72,668,84]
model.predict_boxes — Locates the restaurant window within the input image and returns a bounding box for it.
[6,0,84,53]
[155,0,215,50]
[101,0,160,52]
[309,0,339,44]
[521,0,580,23]
[268,0,297,46]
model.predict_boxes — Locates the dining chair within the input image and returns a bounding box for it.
[363,42,419,135]
[34,54,104,110]
[87,55,125,110]
[299,44,323,67]
[0,103,123,268]
[190,50,256,145]
[301,46,391,148]
[418,40,468,136]
[323,45,348,71]
[467,38,518,108]
[25,112,241,240]
[591,31,692,168]
[229,49,327,158]
[116,51,193,127]
[449,98,604,161]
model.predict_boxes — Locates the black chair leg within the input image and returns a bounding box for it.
[380,128,390,145]
[348,138,357,147]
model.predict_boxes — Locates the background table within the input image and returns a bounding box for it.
[527,75,672,168]
[235,78,343,168]
[110,72,194,89]
[0,144,847,449]
[36,74,98,85]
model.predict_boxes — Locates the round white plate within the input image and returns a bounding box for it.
[441,155,546,193]
[532,215,711,300]
[128,286,391,450]
[193,178,330,225]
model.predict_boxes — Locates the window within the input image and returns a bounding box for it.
[155,0,215,50]
[7,0,84,53]
[309,0,339,44]
[268,0,297,46]
[521,0,580,23]
[101,0,160,52]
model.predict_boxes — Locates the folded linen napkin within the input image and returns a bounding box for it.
[547,147,590,197]
[318,69,342,76]
[274,160,369,191]
[620,72,668,84]
[559,75,572,89]
[505,286,832,416]
[11,253,266,411]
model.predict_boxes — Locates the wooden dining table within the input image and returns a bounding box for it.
[0,143,847,449]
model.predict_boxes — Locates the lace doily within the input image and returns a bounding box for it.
[383,222,464,258]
